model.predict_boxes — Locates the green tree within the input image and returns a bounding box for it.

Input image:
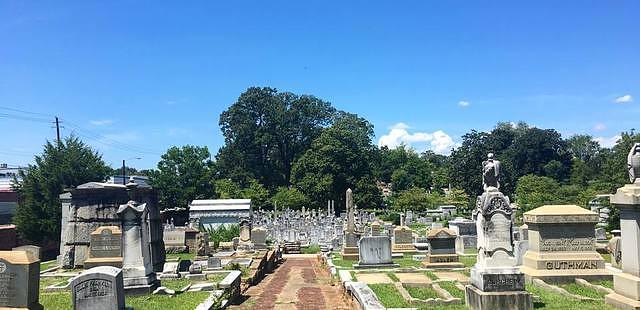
[444,188,470,209]
[291,112,379,210]
[241,179,270,209]
[148,145,215,210]
[13,136,110,244]
[214,179,242,199]
[394,187,443,211]
[271,187,308,210]
[515,175,560,212]
[217,87,335,189]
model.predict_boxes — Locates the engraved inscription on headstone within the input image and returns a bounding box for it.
[0,251,41,309]
[71,266,124,310]
[90,227,122,258]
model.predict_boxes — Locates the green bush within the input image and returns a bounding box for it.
[206,224,240,249]
[302,245,321,254]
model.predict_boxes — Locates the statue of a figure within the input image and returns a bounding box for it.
[482,153,501,190]
[196,233,207,256]
[628,143,640,184]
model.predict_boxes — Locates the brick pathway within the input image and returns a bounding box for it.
[229,257,353,310]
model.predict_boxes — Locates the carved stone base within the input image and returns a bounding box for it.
[465,285,533,310]
[422,254,464,269]
[83,257,123,269]
[392,243,417,254]
[606,292,640,310]
[342,246,359,261]
[471,267,525,292]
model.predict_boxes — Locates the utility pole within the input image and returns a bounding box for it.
[55,116,61,144]
[122,160,126,185]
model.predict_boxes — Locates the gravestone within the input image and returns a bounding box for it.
[514,224,529,266]
[342,189,360,260]
[422,228,463,268]
[71,266,124,310]
[520,205,610,282]
[605,143,640,309]
[354,236,399,269]
[207,257,221,270]
[449,217,478,254]
[84,226,123,268]
[608,236,622,268]
[595,228,607,243]
[465,154,532,310]
[11,245,41,261]
[0,251,41,309]
[117,201,159,294]
[392,226,416,253]
[159,262,179,279]
[163,229,187,253]
[251,227,267,250]
[371,222,381,236]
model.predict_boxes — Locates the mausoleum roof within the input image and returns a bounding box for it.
[189,199,251,211]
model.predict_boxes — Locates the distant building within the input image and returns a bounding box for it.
[107,175,150,187]
[0,164,25,224]
[188,199,252,230]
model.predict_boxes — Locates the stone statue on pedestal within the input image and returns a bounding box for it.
[628,143,640,184]
[482,153,500,190]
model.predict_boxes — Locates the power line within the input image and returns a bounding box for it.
[0,106,53,117]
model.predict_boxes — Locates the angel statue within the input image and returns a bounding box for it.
[482,153,501,190]
[629,143,640,184]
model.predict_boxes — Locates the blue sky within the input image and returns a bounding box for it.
[1,1,638,169]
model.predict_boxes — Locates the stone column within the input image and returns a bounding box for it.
[605,179,640,309]
[117,201,159,295]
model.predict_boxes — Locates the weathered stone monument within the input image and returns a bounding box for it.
[465,153,532,310]
[392,225,417,254]
[251,227,267,250]
[11,245,41,261]
[84,226,123,268]
[71,266,125,310]
[606,143,640,309]
[342,188,360,260]
[59,181,165,271]
[354,236,399,269]
[0,251,41,309]
[236,218,254,252]
[117,201,159,294]
[520,205,610,282]
[422,228,464,268]
[163,229,188,253]
[449,217,477,254]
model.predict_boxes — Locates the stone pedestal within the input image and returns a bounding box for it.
[342,231,360,260]
[606,180,640,309]
[520,205,611,283]
[0,251,41,310]
[466,188,532,310]
[392,226,416,254]
[117,201,159,295]
[422,228,463,268]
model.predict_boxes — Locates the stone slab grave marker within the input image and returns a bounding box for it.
[163,229,187,253]
[0,250,41,310]
[392,226,416,254]
[449,217,477,254]
[422,228,464,268]
[71,266,125,310]
[354,236,399,269]
[465,153,532,310]
[520,205,610,282]
[11,245,41,261]
[251,227,267,250]
[605,143,640,309]
[84,226,123,268]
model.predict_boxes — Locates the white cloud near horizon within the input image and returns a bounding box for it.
[614,94,633,103]
[595,135,621,148]
[90,119,113,126]
[378,123,457,154]
[458,100,470,107]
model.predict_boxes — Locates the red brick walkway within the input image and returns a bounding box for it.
[229,256,353,310]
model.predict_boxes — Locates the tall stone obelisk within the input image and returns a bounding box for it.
[606,143,640,309]
[465,154,532,310]
[342,188,360,260]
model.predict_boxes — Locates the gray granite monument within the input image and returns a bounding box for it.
[342,189,360,260]
[0,250,41,309]
[71,266,125,310]
[354,236,399,269]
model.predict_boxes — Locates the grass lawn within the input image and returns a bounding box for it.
[369,283,411,308]
[40,277,71,289]
[592,280,613,289]
[330,254,354,268]
[386,272,399,282]
[166,253,196,261]
[459,255,476,268]
[559,283,607,299]
[40,260,59,271]
[393,254,422,268]
[527,283,617,310]
[437,281,465,299]
[405,285,440,300]
[464,248,479,255]
[424,270,439,280]
[350,271,358,281]
[601,253,612,263]
[302,245,321,254]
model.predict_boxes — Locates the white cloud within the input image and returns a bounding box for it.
[593,123,607,132]
[595,135,621,148]
[614,95,633,103]
[90,119,113,126]
[378,123,456,155]
[458,100,470,107]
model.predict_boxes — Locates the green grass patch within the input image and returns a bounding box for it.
[438,281,465,299]
[208,272,229,283]
[559,283,607,299]
[302,245,321,254]
[40,260,59,270]
[527,283,617,310]
[392,253,422,268]
[464,248,479,255]
[406,285,440,300]
[386,272,400,282]
[40,277,71,291]
[40,288,210,309]
[417,305,468,310]
[601,253,612,263]
[592,280,613,289]
[424,270,439,280]
[369,283,411,308]
[166,253,196,261]
[460,255,476,268]
[350,271,358,281]
[331,254,354,268]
